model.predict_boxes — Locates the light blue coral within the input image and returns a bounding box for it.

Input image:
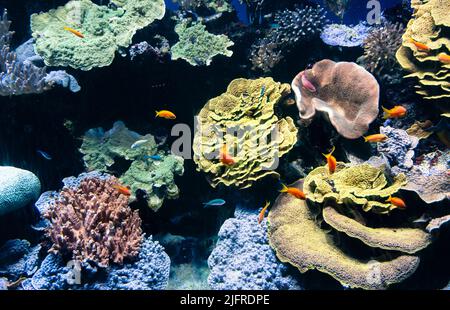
[207,206,302,290]
[321,23,371,47]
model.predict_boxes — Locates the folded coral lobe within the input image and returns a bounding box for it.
[292,59,379,139]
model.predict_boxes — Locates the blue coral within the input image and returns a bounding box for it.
[378,126,419,172]
[207,206,302,290]
[0,240,41,280]
[321,23,371,47]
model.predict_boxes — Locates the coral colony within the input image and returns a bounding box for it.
[0,0,449,292]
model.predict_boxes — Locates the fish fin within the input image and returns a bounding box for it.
[322,146,335,158]
[381,106,390,119]
[363,136,368,142]
[385,195,392,203]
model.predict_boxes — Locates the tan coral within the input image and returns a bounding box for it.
[193,77,298,188]
[322,206,432,254]
[292,59,379,139]
[268,180,421,290]
[45,176,143,267]
[303,162,407,214]
[396,0,450,108]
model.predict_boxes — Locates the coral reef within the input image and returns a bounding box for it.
[249,38,283,73]
[268,180,428,290]
[171,21,234,66]
[0,166,41,216]
[0,240,41,280]
[79,121,184,211]
[30,0,166,71]
[173,0,233,14]
[395,0,450,107]
[208,207,301,290]
[129,35,170,61]
[321,23,371,47]
[44,175,143,267]
[377,126,419,172]
[303,163,407,214]
[402,150,449,204]
[0,10,50,96]
[292,59,380,139]
[193,77,298,188]
[359,21,405,76]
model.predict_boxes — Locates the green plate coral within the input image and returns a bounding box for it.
[79,121,184,211]
[193,77,298,189]
[171,21,234,66]
[268,180,430,290]
[303,162,407,214]
[30,0,166,71]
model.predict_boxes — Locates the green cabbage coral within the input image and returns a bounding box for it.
[171,21,234,66]
[303,162,407,214]
[80,121,184,211]
[193,77,298,189]
[30,0,165,71]
[268,180,430,290]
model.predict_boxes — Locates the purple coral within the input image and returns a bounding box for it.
[207,206,302,290]
[44,176,143,268]
[321,23,371,47]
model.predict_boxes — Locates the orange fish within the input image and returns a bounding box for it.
[409,38,430,52]
[258,201,270,224]
[155,110,176,120]
[280,184,306,200]
[363,134,388,143]
[113,184,131,196]
[382,106,407,119]
[322,146,337,174]
[220,144,236,166]
[386,196,406,209]
[438,53,450,64]
[64,26,84,38]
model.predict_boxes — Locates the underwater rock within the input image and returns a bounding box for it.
[0,240,41,280]
[292,59,379,139]
[22,236,170,290]
[0,166,41,216]
[44,174,143,268]
[268,180,425,290]
[30,0,166,71]
[321,23,371,47]
[377,126,419,172]
[193,77,298,189]
[395,0,450,108]
[303,162,407,214]
[171,21,234,66]
[208,207,301,290]
[45,70,81,93]
[80,121,184,211]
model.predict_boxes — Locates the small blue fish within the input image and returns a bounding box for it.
[203,199,226,208]
[260,85,266,98]
[37,150,52,160]
[144,155,162,161]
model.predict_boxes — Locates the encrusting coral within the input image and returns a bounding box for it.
[44,176,143,268]
[321,22,371,47]
[292,59,379,139]
[193,77,298,189]
[303,162,407,214]
[171,21,234,66]
[395,0,450,108]
[268,180,429,290]
[79,121,184,211]
[30,0,166,71]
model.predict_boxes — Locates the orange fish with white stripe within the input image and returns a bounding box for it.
[382,106,407,119]
[386,196,406,209]
[64,26,84,38]
[322,146,337,174]
[280,184,306,200]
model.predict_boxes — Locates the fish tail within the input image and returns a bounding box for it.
[322,146,335,158]
[363,136,368,142]
[155,111,159,118]
[280,183,288,193]
[382,106,390,119]
[385,195,392,203]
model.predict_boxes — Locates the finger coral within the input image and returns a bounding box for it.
[303,162,407,214]
[30,0,166,71]
[193,77,298,188]
[268,180,425,290]
[395,0,450,108]
[79,121,184,211]
[292,59,379,139]
[45,175,143,268]
[171,21,234,66]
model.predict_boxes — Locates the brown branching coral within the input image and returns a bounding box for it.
[250,39,283,73]
[359,22,405,76]
[45,176,143,268]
